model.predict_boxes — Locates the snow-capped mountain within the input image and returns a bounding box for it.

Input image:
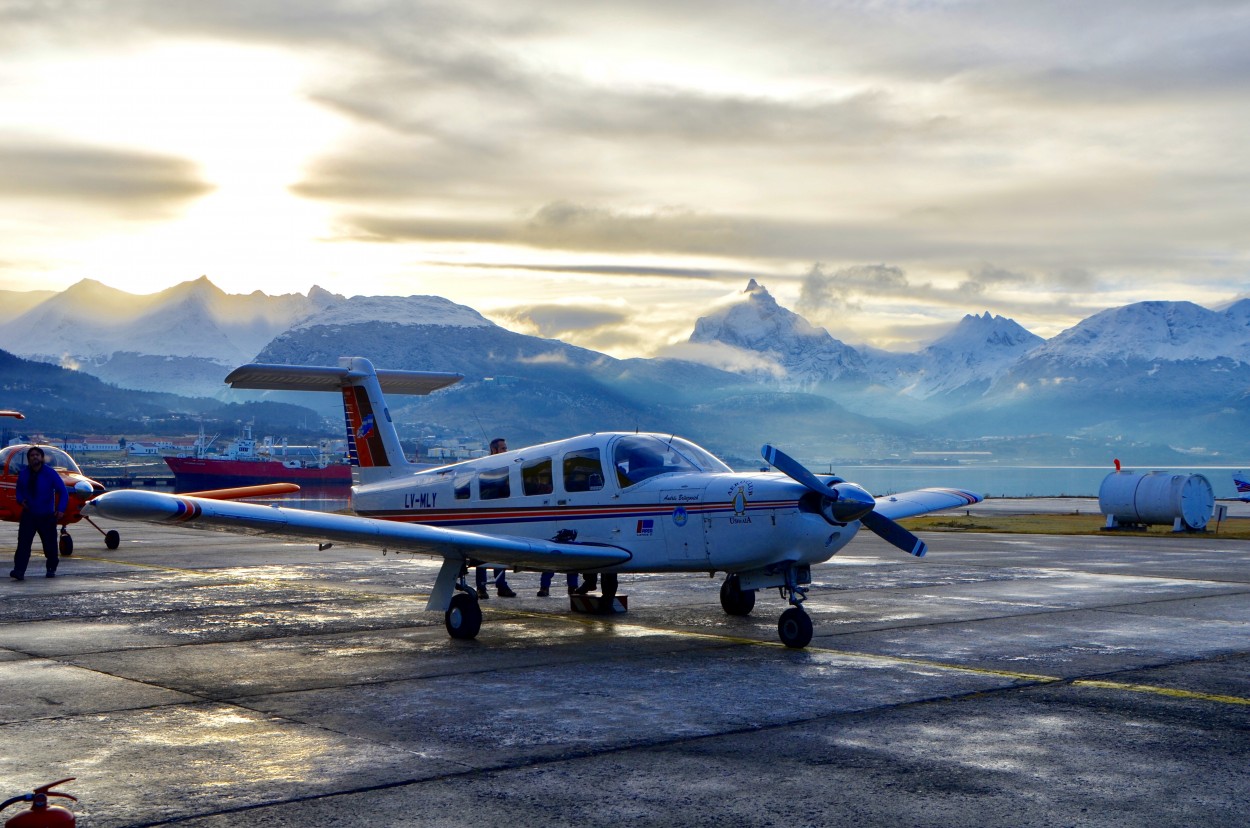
[688,283,1042,401]
[893,312,1044,398]
[1015,300,1250,368]
[287,294,494,332]
[929,300,1250,448]
[0,276,342,366]
[687,280,867,384]
[0,277,342,395]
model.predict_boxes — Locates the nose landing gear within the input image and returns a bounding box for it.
[722,565,815,648]
[776,565,813,649]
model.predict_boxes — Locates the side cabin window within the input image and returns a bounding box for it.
[522,458,554,496]
[453,472,473,501]
[478,466,511,500]
[563,448,604,492]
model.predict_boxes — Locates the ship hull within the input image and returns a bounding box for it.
[164,457,351,491]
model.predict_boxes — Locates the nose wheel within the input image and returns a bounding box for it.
[778,607,813,648]
[776,564,813,649]
[82,515,120,550]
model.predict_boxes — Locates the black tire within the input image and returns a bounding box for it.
[59,533,74,557]
[719,574,756,616]
[778,607,813,649]
[444,593,482,640]
[105,529,121,550]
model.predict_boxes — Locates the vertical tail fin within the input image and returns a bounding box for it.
[224,357,464,486]
[339,357,407,483]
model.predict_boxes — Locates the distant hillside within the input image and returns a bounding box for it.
[0,349,325,439]
[4,277,1249,462]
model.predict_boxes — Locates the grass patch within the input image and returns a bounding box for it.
[900,513,1250,540]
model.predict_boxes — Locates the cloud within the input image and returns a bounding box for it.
[424,260,756,282]
[494,303,629,339]
[657,341,786,379]
[489,300,652,356]
[797,264,909,316]
[334,202,912,261]
[0,141,212,217]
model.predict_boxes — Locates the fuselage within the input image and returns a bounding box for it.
[353,432,859,573]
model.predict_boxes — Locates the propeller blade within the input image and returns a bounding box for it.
[861,510,928,557]
[761,444,832,496]
[762,444,874,522]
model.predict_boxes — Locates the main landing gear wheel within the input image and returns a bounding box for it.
[719,574,756,616]
[445,593,482,640]
[778,607,813,649]
[58,531,73,557]
[104,529,120,550]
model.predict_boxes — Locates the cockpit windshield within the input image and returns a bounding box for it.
[612,434,731,487]
[3,445,82,474]
[666,437,732,474]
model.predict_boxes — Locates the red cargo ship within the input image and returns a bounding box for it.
[163,425,350,491]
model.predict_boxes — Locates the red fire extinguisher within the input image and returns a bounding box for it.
[1,779,77,827]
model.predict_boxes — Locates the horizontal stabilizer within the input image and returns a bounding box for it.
[225,363,463,395]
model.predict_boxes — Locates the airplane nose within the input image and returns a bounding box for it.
[828,482,875,522]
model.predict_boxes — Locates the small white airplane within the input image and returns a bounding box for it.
[85,357,982,648]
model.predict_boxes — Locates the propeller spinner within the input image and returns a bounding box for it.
[762,444,928,557]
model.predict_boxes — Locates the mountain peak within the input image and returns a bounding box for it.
[292,294,493,330]
[687,281,865,383]
[931,311,1042,351]
[1039,300,1245,364]
[158,275,228,303]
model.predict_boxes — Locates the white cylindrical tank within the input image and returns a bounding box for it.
[1099,471,1215,530]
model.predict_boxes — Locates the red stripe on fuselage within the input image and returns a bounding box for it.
[355,498,800,527]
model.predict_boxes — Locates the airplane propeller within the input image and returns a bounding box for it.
[762,444,928,557]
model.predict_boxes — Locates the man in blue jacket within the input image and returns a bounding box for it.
[10,446,68,580]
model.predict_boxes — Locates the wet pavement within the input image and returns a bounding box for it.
[1,511,1247,827]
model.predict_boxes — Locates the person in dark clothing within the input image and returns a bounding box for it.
[10,446,68,580]
[475,436,515,598]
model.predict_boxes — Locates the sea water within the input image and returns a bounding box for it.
[827,464,1247,500]
[253,465,1247,511]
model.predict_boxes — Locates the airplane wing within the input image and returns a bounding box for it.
[872,487,983,521]
[84,489,630,572]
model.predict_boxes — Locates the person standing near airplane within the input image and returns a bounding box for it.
[476,437,516,598]
[10,446,68,580]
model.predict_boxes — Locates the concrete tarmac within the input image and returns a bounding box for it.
[1,514,1247,827]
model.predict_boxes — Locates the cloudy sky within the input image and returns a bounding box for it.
[2,0,1248,357]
